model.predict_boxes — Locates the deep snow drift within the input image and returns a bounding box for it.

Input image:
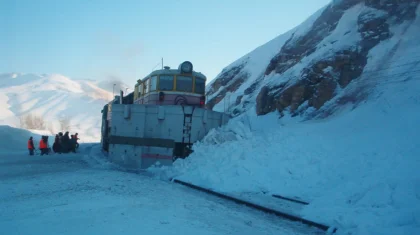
[0,125,53,153]
[163,69,420,235]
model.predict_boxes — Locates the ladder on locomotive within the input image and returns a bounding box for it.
[181,106,194,157]
[182,114,192,146]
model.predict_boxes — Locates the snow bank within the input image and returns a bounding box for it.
[164,73,420,234]
[159,15,420,232]
[0,125,50,153]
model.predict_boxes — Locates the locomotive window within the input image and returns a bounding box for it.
[150,76,157,91]
[195,78,205,94]
[139,83,144,96]
[159,75,174,91]
[134,85,139,100]
[145,79,150,93]
[176,75,193,92]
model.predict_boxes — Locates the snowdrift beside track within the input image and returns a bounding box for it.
[0,125,50,153]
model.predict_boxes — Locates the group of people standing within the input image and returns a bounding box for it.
[27,132,80,155]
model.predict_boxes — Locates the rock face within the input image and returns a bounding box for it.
[206,0,419,118]
[206,61,249,110]
[264,0,363,77]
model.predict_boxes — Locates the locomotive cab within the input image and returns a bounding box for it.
[134,61,206,108]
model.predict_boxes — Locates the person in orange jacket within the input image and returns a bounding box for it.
[28,137,35,155]
[39,136,49,155]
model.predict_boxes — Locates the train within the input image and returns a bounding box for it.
[100,61,230,170]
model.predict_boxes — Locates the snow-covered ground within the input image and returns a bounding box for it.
[0,144,324,235]
[0,125,52,154]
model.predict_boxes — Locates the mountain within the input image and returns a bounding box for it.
[0,73,121,142]
[156,1,420,234]
[206,0,420,120]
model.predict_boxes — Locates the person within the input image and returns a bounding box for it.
[39,136,49,155]
[53,134,61,154]
[74,133,79,149]
[70,135,77,153]
[62,132,70,153]
[28,137,35,155]
[58,132,63,146]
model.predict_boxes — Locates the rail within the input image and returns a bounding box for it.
[171,178,337,234]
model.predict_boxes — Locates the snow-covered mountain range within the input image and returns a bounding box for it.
[0,73,129,142]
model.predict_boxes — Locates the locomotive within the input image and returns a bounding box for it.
[100,61,230,170]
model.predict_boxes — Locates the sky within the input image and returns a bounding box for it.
[0,0,331,87]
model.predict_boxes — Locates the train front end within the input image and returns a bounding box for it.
[100,61,230,170]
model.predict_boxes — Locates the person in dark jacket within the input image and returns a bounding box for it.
[53,134,61,154]
[62,132,70,153]
[74,133,79,149]
[70,135,77,153]
[58,132,63,145]
[28,137,35,155]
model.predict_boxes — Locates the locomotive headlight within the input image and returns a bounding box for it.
[159,92,165,102]
[179,61,193,73]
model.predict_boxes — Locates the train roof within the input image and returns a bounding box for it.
[138,61,207,83]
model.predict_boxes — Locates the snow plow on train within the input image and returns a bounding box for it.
[100,61,230,170]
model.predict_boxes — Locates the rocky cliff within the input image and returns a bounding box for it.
[206,0,420,118]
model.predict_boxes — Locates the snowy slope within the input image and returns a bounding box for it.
[205,4,328,113]
[164,66,420,234]
[0,73,117,142]
[154,1,420,235]
[206,0,420,119]
[0,125,52,153]
[168,70,420,233]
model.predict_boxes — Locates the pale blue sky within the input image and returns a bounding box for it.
[0,0,330,86]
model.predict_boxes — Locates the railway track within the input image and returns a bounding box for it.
[92,147,337,234]
[271,193,309,205]
[171,178,337,234]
